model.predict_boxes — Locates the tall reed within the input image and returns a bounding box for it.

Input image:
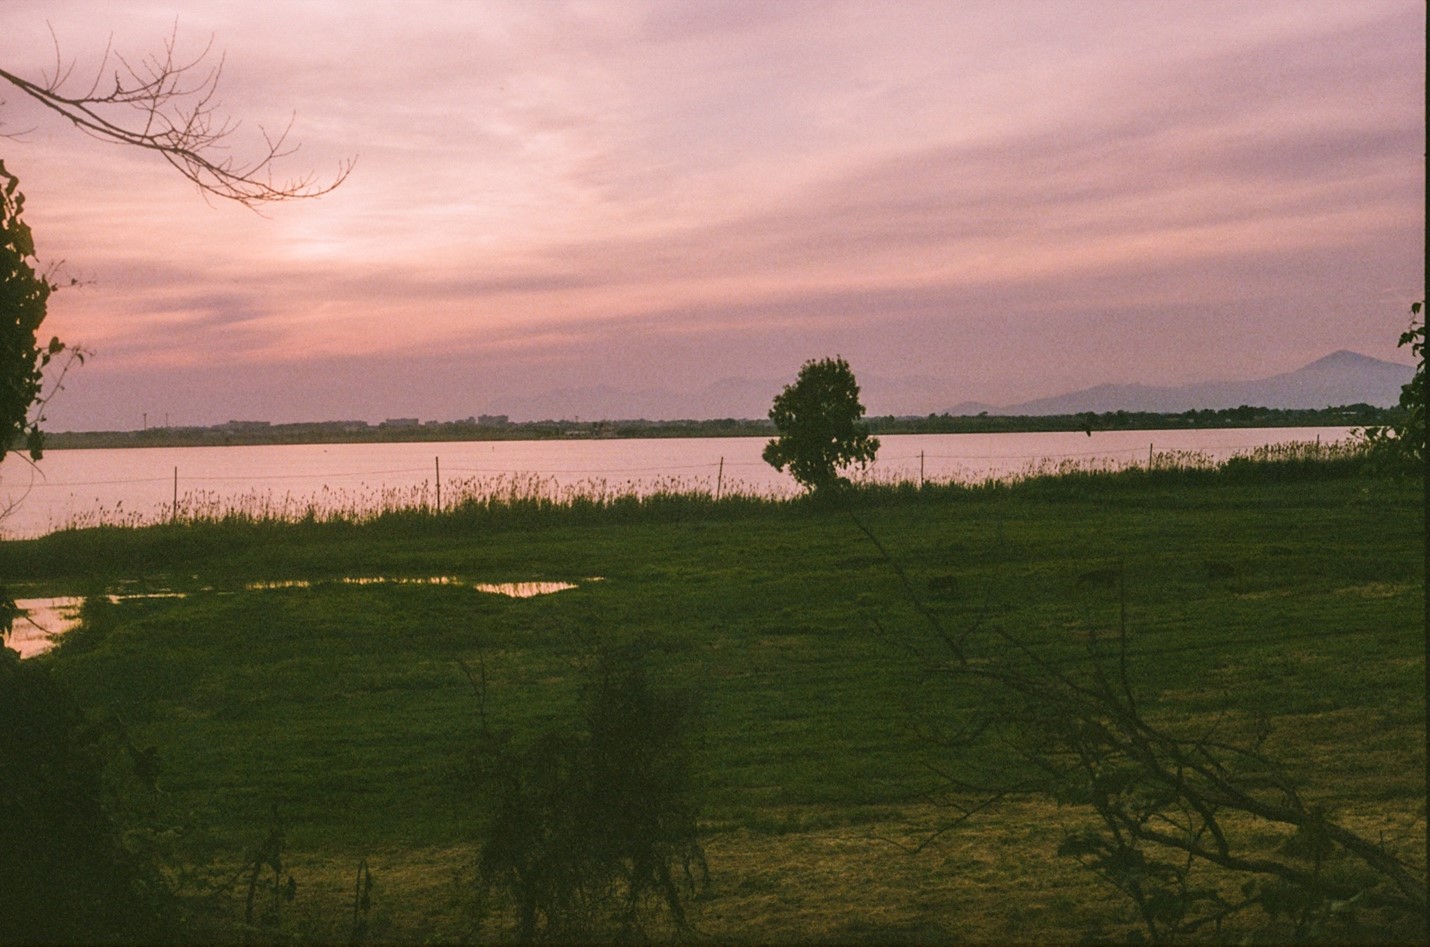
[45,439,1374,535]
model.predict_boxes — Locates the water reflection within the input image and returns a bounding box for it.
[11,576,590,658]
[245,576,459,590]
[9,596,84,659]
[8,592,183,658]
[474,581,578,598]
[244,576,583,597]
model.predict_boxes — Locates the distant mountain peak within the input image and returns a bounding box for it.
[949,350,1415,416]
[1302,349,1401,371]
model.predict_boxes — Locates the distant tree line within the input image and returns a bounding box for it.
[33,404,1398,451]
[868,403,1400,436]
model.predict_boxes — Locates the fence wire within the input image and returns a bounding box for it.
[5,441,1287,490]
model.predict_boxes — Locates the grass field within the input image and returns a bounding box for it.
[5,457,1424,943]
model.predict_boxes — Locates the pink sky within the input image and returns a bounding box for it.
[0,0,1423,427]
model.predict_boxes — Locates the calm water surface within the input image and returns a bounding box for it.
[0,427,1352,539]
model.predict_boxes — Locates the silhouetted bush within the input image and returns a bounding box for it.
[0,646,177,944]
[465,647,706,943]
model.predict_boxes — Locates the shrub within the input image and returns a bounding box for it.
[0,646,177,944]
[466,647,706,943]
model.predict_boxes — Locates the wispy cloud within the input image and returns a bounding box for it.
[0,0,1421,426]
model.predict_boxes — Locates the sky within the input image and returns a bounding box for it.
[0,0,1423,428]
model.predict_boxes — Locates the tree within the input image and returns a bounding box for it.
[763,356,880,493]
[0,161,83,638]
[1384,301,1423,465]
[0,160,68,468]
[1357,301,1424,471]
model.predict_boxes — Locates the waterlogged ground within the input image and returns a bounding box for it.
[8,596,83,658]
[6,470,1424,943]
[13,578,594,658]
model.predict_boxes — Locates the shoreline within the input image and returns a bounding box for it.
[35,404,1396,451]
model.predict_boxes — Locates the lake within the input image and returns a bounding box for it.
[0,426,1352,539]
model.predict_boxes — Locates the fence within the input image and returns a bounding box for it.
[0,430,1347,537]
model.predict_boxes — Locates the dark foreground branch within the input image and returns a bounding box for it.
[0,25,352,207]
[862,528,1427,943]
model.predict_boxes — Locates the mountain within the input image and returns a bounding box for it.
[948,351,1414,416]
[490,351,1412,423]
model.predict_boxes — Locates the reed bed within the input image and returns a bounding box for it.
[44,439,1376,535]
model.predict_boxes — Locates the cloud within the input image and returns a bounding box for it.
[0,1,1422,428]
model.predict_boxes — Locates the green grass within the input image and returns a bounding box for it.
[5,456,1424,943]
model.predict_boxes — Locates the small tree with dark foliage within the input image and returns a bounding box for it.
[763,355,880,493]
[1359,301,1424,471]
[466,647,706,943]
[0,161,80,475]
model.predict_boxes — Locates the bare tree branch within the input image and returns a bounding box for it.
[0,24,352,208]
[859,523,1428,942]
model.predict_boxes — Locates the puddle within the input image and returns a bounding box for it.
[11,576,598,657]
[249,576,588,598]
[9,592,190,659]
[474,581,579,598]
[8,597,85,659]
[245,576,459,591]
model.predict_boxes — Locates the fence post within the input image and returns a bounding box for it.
[919,450,925,488]
[172,466,178,524]
[435,456,441,514]
[715,457,724,502]
[1148,443,1154,469]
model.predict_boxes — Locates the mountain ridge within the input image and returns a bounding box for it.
[946,350,1413,416]
[485,351,1413,422]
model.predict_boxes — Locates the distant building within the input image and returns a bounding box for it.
[304,420,369,433]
